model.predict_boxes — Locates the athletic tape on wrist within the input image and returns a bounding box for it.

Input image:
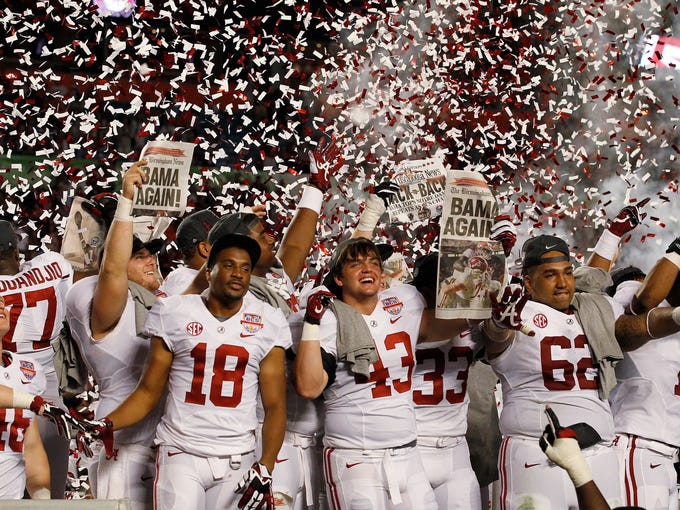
[356,194,386,232]
[113,194,133,222]
[301,322,320,341]
[672,307,680,326]
[592,229,620,261]
[31,488,51,500]
[664,251,680,271]
[298,185,323,214]
[12,390,35,410]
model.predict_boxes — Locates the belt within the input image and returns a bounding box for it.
[417,435,463,448]
[621,434,679,457]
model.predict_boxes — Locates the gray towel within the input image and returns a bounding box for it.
[571,293,624,399]
[52,321,89,396]
[328,300,378,378]
[574,266,613,294]
[249,275,292,318]
[128,281,158,335]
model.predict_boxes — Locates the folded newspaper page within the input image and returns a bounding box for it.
[435,169,506,320]
[61,196,106,272]
[132,140,195,216]
[386,158,447,223]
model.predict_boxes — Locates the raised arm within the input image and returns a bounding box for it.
[90,161,147,339]
[631,237,680,313]
[277,136,343,282]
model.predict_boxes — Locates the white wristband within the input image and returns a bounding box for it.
[356,194,386,232]
[664,251,680,271]
[31,488,51,500]
[113,194,134,222]
[298,185,324,214]
[672,307,680,326]
[12,390,35,410]
[301,322,320,342]
[592,229,620,260]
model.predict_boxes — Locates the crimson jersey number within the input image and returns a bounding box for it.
[0,409,30,452]
[185,343,249,407]
[412,346,473,405]
[2,288,57,351]
[540,334,597,391]
[354,332,414,398]
[674,372,680,396]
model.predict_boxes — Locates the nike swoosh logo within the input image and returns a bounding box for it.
[275,458,288,463]
[524,462,541,468]
[141,475,154,481]
[545,244,557,249]
[240,333,255,338]
[346,462,361,468]
[167,451,184,457]
[21,380,31,384]
[650,463,661,469]
[390,316,401,324]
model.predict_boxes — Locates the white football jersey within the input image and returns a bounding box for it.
[0,252,73,369]
[610,280,680,446]
[160,266,198,296]
[491,298,620,440]
[0,351,46,499]
[319,284,426,449]
[144,292,292,457]
[413,332,481,438]
[66,276,164,446]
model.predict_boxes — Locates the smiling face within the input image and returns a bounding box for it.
[333,247,383,304]
[127,248,160,292]
[524,254,575,312]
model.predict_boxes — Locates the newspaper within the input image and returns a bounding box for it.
[386,158,447,223]
[383,252,412,288]
[435,169,506,320]
[132,140,195,216]
[61,197,106,272]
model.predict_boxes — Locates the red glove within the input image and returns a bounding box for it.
[304,289,335,325]
[81,192,119,229]
[70,411,117,460]
[308,136,343,193]
[29,395,45,415]
[490,214,517,257]
[235,462,274,510]
[606,198,649,237]
[490,286,534,336]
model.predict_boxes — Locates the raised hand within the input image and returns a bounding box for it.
[308,136,343,193]
[490,286,534,336]
[304,288,335,325]
[373,180,401,208]
[606,198,649,237]
[539,407,593,487]
[235,462,274,510]
[490,214,517,257]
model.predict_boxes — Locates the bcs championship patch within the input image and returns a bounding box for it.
[19,360,36,381]
[241,313,264,334]
[381,296,403,316]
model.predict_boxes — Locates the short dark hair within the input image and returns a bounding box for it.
[605,266,646,297]
[323,238,382,297]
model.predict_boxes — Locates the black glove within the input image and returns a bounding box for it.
[235,462,274,510]
[374,181,401,208]
[81,192,118,230]
[666,236,680,256]
[40,402,82,440]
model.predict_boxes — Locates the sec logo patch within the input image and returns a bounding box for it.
[533,314,548,328]
[186,322,203,336]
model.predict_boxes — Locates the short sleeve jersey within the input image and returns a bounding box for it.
[490,298,621,440]
[0,351,46,499]
[319,284,426,449]
[160,266,198,296]
[0,252,73,369]
[412,332,481,438]
[65,276,163,446]
[144,292,292,457]
[610,280,680,446]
